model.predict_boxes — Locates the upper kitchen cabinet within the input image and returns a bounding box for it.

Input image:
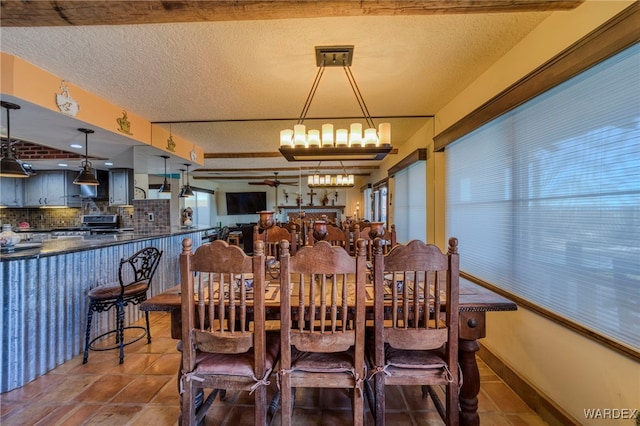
[109,168,134,206]
[0,177,25,207]
[23,171,81,207]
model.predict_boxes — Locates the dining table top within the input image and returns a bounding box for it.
[141,277,517,314]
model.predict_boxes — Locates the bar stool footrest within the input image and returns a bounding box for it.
[88,325,148,352]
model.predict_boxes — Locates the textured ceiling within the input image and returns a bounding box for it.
[0,10,552,180]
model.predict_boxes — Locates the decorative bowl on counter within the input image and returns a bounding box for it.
[1,225,21,247]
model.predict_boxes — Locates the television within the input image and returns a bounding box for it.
[225,191,267,215]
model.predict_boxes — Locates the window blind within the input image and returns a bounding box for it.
[394,161,427,243]
[446,43,640,350]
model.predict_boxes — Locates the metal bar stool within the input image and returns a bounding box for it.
[83,246,163,364]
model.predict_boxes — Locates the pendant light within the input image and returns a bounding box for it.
[0,101,29,178]
[73,128,99,185]
[180,163,194,197]
[158,155,171,193]
[178,168,187,198]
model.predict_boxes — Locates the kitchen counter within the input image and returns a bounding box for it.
[0,226,214,392]
[0,226,215,261]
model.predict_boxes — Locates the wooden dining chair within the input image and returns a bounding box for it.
[254,224,297,256]
[179,238,280,426]
[367,238,460,425]
[254,224,298,278]
[279,222,301,248]
[355,223,397,259]
[278,239,368,426]
[307,220,349,249]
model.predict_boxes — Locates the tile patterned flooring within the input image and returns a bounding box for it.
[1,312,547,425]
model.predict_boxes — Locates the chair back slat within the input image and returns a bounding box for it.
[254,224,297,256]
[307,222,349,248]
[180,238,266,365]
[280,239,366,353]
[373,238,459,352]
[119,246,163,290]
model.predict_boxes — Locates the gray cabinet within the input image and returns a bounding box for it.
[23,171,80,207]
[109,168,134,205]
[0,177,24,207]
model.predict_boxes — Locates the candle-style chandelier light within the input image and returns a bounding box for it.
[279,46,392,162]
[307,162,355,188]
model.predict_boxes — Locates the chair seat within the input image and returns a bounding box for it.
[384,345,447,370]
[88,281,148,301]
[291,346,355,373]
[194,331,280,377]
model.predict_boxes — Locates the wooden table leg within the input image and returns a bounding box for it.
[459,338,481,426]
[458,311,486,426]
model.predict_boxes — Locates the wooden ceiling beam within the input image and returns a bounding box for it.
[1,1,584,27]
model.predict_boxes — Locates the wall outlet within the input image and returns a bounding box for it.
[147,212,154,222]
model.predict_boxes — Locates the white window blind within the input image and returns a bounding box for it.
[185,191,214,226]
[446,44,640,351]
[394,161,427,243]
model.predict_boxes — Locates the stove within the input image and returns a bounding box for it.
[51,215,124,237]
[81,214,120,234]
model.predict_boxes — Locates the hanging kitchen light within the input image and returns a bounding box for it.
[178,168,187,198]
[157,155,172,194]
[0,101,29,178]
[179,163,194,197]
[73,128,99,185]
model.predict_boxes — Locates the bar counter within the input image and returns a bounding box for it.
[0,226,214,392]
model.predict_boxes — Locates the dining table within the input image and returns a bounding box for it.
[141,276,517,426]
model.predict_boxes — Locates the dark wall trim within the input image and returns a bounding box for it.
[462,272,640,362]
[359,183,372,192]
[434,3,640,151]
[372,177,388,190]
[387,148,427,177]
[478,344,580,426]
[149,184,215,195]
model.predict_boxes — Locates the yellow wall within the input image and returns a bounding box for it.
[433,1,639,423]
[0,53,203,165]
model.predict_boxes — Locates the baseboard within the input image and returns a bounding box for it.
[477,343,580,426]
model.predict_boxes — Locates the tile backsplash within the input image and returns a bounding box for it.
[0,199,168,231]
[0,206,83,229]
[133,199,171,234]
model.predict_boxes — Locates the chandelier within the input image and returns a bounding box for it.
[307,161,354,188]
[308,173,355,188]
[279,46,392,161]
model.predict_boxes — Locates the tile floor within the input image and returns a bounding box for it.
[1,312,547,425]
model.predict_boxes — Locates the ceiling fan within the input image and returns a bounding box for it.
[249,172,298,211]
[249,172,298,187]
